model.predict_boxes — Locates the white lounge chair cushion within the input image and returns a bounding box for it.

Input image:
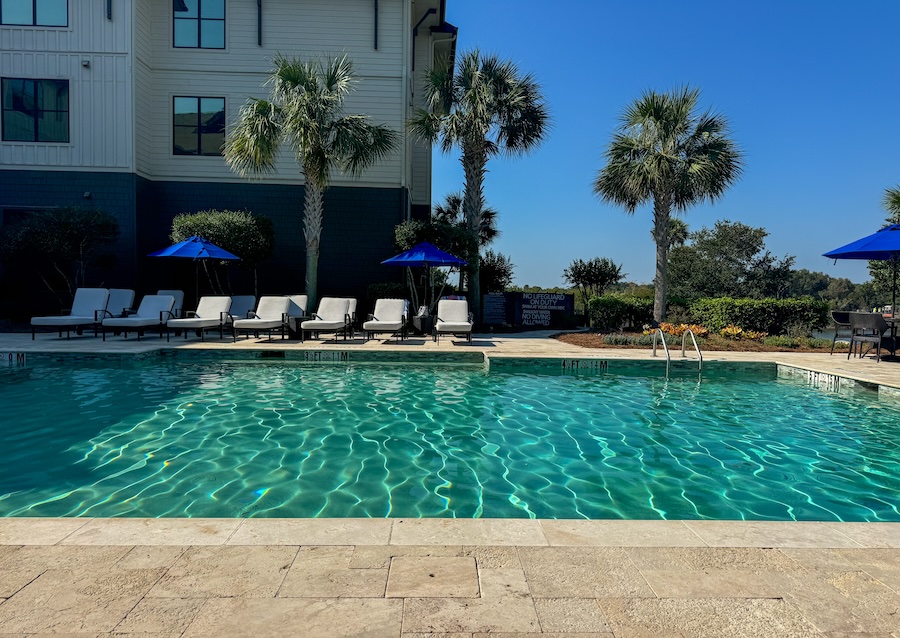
[233,296,290,330]
[435,300,473,333]
[103,295,175,328]
[106,289,135,317]
[301,297,350,331]
[168,296,232,329]
[363,299,406,332]
[287,294,308,316]
[31,288,109,326]
[158,290,184,316]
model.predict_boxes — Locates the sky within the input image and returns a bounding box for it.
[431,0,900,287]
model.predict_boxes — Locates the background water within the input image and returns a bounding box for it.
[0,360,898,520]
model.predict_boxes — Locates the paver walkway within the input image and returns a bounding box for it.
[1,331,899,635]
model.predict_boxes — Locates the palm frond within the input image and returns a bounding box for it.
[330,117,399,177]
[222,99,283,177]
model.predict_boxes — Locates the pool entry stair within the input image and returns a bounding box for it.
[651,327,703,377]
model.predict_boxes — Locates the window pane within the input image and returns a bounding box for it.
[36,80,67,111]
[37,110,67,142]
[200,130,223,155]
[198,98,224,126]
[173,18,198,47]
[200,0,224,19]
[35,0,67,26]
[200,19,224,48]
[174,0,198,17]
[173,126,198,154]
[2,109,35,141]
[1,0,33,25]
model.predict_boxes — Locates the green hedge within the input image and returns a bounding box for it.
[688,297,829,335]
[588,295,654,332]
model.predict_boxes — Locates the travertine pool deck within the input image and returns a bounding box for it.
[1,331,898,636]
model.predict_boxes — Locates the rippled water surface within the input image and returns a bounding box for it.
[0,360,898,520]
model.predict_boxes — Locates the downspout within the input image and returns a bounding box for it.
[257,0,262,46]
[106,0,112,20]
[400,0,411,219]
[373,0,378,50]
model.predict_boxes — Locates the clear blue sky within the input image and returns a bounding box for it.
[431,1,900,287]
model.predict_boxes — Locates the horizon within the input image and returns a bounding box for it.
[431,1,899,288]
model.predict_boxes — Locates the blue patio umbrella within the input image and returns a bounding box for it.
[382,242,467,311]
[824,224,900,312]
[149,236,240,302]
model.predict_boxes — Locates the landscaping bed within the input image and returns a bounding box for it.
[555,331,844,353]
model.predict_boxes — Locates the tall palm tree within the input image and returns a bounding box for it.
[868,185,900,303]
[593,87,743,321]
[223,54,397,308]
[410,49,549,322]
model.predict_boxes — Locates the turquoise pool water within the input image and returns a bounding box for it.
[0,358,898,521]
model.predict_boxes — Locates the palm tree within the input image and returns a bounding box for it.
[593,87,743,321]
[868,185,900,304]
[432,192,499,248]
[223,54,398,308]
[409,49,549,322]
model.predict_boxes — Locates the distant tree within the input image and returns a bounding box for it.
[788,269,832,300]
[594,87,743,321]
[667,220,794,299]
[0,207,119,301]
[563,257,624,312]
[170,209,275,296]
[479,250,515,293]
[223,54,398,308]
[410,49,549,323]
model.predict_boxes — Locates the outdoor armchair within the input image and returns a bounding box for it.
[830,311,852,355]
[31,287,110,340]
[101,294,175,341]
[166,296,232,341]
[363,299,408,342]
[433,299,474,343]
[848,312,896,362]
[232,296,291,341]
[300,297,351,342]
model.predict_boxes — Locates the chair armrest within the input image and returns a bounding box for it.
[61,307,72,315]
[123,308,137,317]
[468,312,474,323]
[367,313,375,321]
[185,310,199,318]
[160,310,175,322]
[248,311,260,319]
[95,309,114,321]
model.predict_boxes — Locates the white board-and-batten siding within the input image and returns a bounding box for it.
[0,0,132,170]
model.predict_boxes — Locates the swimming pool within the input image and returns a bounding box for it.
[0,356,897,521]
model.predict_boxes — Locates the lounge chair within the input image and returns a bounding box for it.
[232,296,291,341]
[848,312,897,362]
[300,297,351,342]
[105,289,135,319]
[363,299,408,342]
[166,296,232,341]
[158,289,184,318]
[223,295,256,334]
[433,299,473,343]
[830,310,852,355]
[31,287,109,340]
[101,294,176,341]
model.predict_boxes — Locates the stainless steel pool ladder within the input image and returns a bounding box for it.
[652,328,703,376]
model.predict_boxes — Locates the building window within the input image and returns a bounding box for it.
[1,78,69,143]
[173,96,225,156]
[0,0,67,26]
[174,0,225,49]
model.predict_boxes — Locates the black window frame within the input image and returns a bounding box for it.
[172,95,226,157]
[1,77,70,143]
[173,0,225,50]
[0,0,68,27]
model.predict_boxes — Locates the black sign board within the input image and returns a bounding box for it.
[482,292,574,329]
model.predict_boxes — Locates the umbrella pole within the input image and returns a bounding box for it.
[893,259,897,318]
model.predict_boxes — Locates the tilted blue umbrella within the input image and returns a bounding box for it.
[148,235,240,261]
[381,242,468,267]
[824,224,900,311]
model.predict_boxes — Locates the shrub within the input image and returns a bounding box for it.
[658,322,709,338]
[688,297,828,335]
[601,333,678,347]
[763,335,799,348]
[588,294,653,331]
[743,330,768,341]
[720,325,743,340]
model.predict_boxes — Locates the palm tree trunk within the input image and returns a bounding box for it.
[304,181,324,310]
[652,198,671,322]
[462,142,486,324]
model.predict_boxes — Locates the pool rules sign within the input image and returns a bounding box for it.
[483,292,574,329]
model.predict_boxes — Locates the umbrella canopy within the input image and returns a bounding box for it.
[381,242,467,267]
[824,224,900,313]
[823,224,900,260]
[148,235,240,261]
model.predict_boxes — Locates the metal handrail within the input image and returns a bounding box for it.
[681,329,703,372]
[651,328,670,377]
